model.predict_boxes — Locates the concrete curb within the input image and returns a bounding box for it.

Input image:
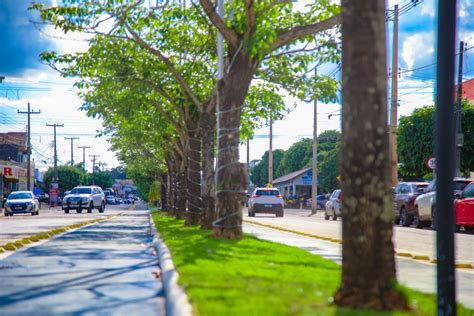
[149,212,193,316]
[244,219,474,269]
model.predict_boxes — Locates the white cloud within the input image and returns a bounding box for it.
[401,32,434,71]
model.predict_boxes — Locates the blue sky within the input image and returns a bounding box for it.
[0,0,473,167]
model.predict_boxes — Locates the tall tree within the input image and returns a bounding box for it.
[398,102,474,178]
[199,0,340,239]
[334,0,408,310]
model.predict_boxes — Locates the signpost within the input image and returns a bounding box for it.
[49,183,59,207]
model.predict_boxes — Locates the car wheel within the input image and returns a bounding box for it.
[276,210,284,217]
[4,213,8,217]
[324,211,329,220]
[64,209,70,214]
[77,208,83,214]
[31,211,35,216]
[332,208,338,221]
[464,227,474,232]
[399,206,411,227]
[98,202,105,213]
[87,202,93,213]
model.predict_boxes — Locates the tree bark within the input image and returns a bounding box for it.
[175,156,187,220]
[160,173,168,211]
[185,125,203,225]
[213,52,253,239]
[165,159,176,216]
[334,0,408,310]
[201,96,217,229]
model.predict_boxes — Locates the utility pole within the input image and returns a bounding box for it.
[455,41,465,177]
[268,114,273,185]
[435,0,457,312]
[46,123,64,183]
[389,4,399,187]
[311,68,318,214]
[65,137,79,166]
[89,154,100,185]
[18,103,40,190]
[78,145,90,171]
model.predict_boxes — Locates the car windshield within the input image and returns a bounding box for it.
[454,181,471,191]
[8,192,32,200]
[255,190,280,196]
[70,188,92,194]
[414,184,428,190]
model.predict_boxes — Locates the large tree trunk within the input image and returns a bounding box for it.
[160,173,168,211]
[185,125,203,225]
[334,0,408,310]
[213,52,253,239]
[201,97,217,229]
[165,160,176,216]
[170,150,187,220]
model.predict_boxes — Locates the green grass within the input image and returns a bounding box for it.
[151,211,473,316]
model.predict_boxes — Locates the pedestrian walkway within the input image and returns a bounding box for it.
[0,211,165,316]
[244,223,474,309]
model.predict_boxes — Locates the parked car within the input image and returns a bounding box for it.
[4,191,40,216]
[305,195,329,210]
[414,178,473,229]
[454,182,474,232]
[324,189,342,220]
[248,188,284,217]
[106,195,116,205]
[393,182,429,226]
[62,186,106,214]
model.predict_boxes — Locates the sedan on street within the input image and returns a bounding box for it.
[324,189,342,220]
[454,182,474,232]
[4,191,40,216]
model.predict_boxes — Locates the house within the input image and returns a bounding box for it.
[0,132,33,195]
[273,167,317,198]
[458,78,474,102]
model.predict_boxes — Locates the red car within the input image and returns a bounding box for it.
[454,182,474,231]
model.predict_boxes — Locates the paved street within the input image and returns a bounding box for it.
[0,204,127,247]
[0,209,164,315]
[243,222,474,309]
[244,208,474,265]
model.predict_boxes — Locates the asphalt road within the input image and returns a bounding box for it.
[244,207,474,265]
[0,204,128,247]
[0,209,165,316]
[243,222,474,309]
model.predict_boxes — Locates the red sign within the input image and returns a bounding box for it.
[426,157,436,170]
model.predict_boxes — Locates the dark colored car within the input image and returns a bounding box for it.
[454,182,474,232]
[393,182,428,226]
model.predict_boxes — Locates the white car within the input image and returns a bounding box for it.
[248,188,284,217]
[62,186,106,214]
[4,191,40,216]
[414,178,473,228]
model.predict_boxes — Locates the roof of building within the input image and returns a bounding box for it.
[273,167,311,185]
[460,78,474,102]
[0,132,27,150]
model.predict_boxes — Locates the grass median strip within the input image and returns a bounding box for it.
[152,212,473,316]
[0,213,121,253]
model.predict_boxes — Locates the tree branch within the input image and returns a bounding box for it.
[198,0,240,48]
[256,0,291,18]
[124,23,203,110]
[244,0,256,40]
[270,14,341,52]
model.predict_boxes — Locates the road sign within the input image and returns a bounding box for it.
[426,157,436,170]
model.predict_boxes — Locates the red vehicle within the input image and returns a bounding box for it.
[454,182,474,231]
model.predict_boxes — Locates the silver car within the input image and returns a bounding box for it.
[62,186,106,214]
[324,189,342,220]
[4,191,40,216]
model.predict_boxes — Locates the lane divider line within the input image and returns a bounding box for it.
[0,212,124,254]
[243,219,474,269]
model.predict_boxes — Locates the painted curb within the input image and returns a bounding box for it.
[244,220,474,269]
[149,212,193,316]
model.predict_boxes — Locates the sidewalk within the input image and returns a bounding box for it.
[0,210,165,315]
[243,222,474,309]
